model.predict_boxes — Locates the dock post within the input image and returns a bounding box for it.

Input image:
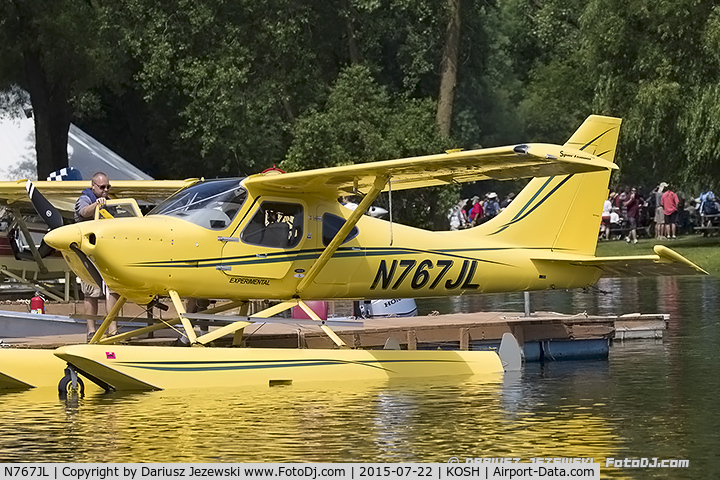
[524,291,531,317]
[297,329,306,348]
[407,330,418,350]
[460,328,469,350]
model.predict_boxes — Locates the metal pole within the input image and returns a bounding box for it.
[524,291,531,317]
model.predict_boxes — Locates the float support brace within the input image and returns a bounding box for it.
[169,290,198,344]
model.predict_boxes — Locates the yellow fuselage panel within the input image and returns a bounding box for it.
[302,217,601,299]
[77,216,226,302]
[59,204,601,304]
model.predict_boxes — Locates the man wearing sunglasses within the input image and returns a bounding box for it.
[74,172,119,341]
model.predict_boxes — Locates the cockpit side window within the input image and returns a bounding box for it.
[322,213,359,246]
[241,202,303,248]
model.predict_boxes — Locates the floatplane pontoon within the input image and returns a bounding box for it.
[0,115,705,394]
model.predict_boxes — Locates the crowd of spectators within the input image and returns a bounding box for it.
[449,192,515,230]
[448,183,720,239]
[599,183,720,242]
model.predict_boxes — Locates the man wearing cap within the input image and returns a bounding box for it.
[484,192,500,220]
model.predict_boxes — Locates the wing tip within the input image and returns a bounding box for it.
[653,244,708,275]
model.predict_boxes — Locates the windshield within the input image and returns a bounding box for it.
[149,178,247,230]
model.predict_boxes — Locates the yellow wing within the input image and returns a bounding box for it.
[243,144,618,196]
[533,245,708,277]
[0,179,199,213]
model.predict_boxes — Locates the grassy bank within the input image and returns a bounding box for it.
[596,234,720,276]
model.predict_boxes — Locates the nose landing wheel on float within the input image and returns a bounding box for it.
[58,366,85,399]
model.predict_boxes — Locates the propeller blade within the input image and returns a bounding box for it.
[37,240,55,258]
[69,243,104,289]
[25,180,64,230]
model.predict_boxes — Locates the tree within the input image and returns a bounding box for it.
[436,0,461,137]
[0,0,118,179]
[282,65,456,229]
[103,0,350,178]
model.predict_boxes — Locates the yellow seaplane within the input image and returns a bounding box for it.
[0,115,706,394]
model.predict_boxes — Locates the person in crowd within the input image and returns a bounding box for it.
[483,192,500,220]
[654,182,667,238]
[661,183,679,239]
[698,190,719,226]
[600,193,613,240]
[75,172,119,341]
[616,186,630,218]
[469,196,483,226]
[448,199,469,230]
[624,187,641,244]
[500,192,515,209]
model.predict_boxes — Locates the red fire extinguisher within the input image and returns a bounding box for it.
[30,292,45,314]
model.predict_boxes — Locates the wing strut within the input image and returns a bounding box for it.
[173,298,353,348]
[10,207,49,273]
[249,299,348,348]
[168,289,198,344]
[95,300,251,345]
[295,175,388,296]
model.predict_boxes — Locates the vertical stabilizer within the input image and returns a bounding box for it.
[564,115,622,163]
[480,115,621,256]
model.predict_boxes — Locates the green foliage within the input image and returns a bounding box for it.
[8,0,720,207]
[0,0,117,91]
[106,0,324,177]
[578,0,719,189]
[282,65,456,230]
[283,65,450,170]
[0,0,122,176]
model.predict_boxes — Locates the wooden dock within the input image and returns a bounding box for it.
[237,311,667,361]
[1,301,667,361]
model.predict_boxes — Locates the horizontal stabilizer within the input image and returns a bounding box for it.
[533,245,708,277]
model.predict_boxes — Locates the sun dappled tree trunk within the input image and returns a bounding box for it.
[23,49,72,179]
[343,0,362,64]
[436,0,461,138]
[1,0,115,180]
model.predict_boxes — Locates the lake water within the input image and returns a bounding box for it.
[1,276,719,479]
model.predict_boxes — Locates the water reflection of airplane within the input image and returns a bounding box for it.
[0,115,707,395]
[0,376,622,465]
